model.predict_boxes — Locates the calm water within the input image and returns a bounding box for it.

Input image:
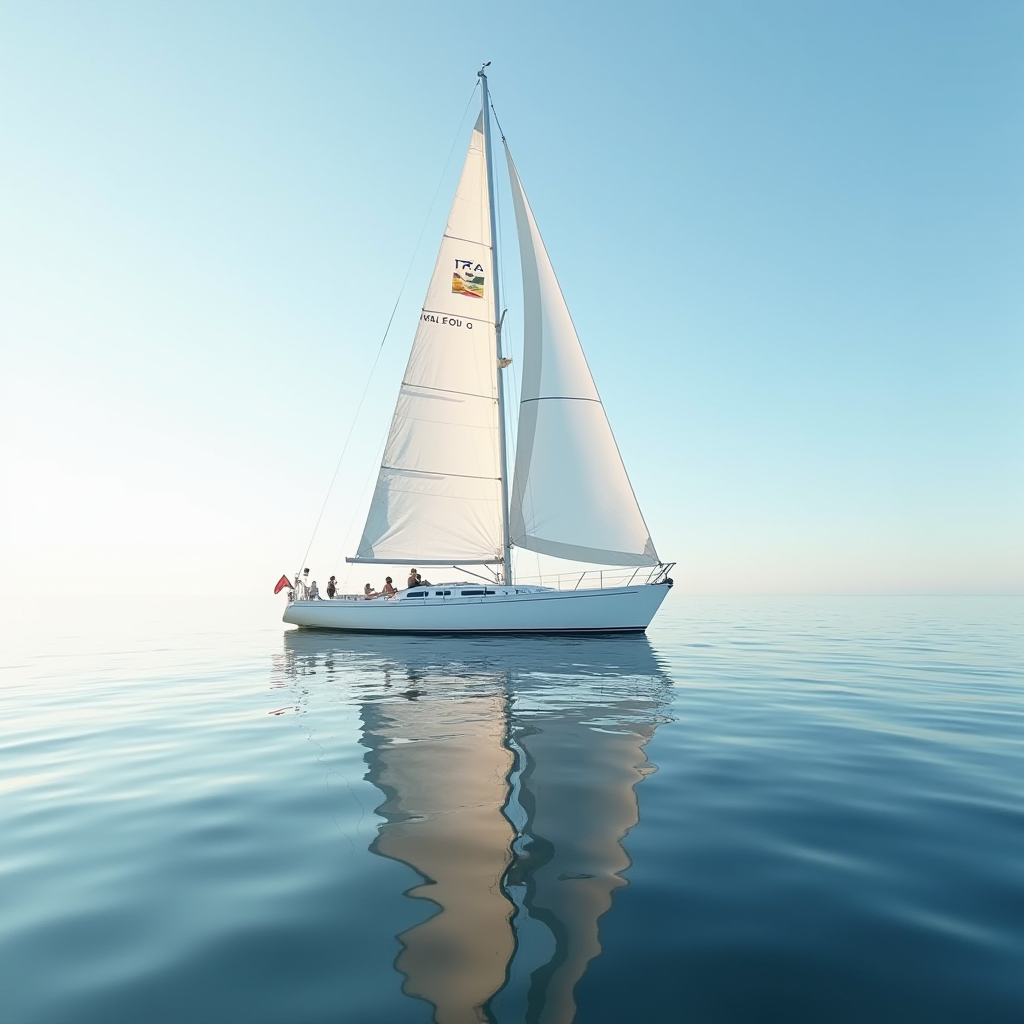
[1,596,1021,1024]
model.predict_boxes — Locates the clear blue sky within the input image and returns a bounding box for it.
[2,0,1021,595]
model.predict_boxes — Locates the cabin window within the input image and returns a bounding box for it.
[407,591,426,597]
[460,589,484,596]
[484,590,495,595]
[435,590,451,596]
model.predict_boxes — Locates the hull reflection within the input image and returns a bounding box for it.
[364,689,516,1024]
[279,631,672,1024]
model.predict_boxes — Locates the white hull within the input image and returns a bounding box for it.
[283,583,671,634]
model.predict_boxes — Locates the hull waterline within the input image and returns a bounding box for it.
[282,584,671,634]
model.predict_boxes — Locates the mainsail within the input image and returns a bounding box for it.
[352,115,504,564]
[505,147,660,567]
[352,106,659,572]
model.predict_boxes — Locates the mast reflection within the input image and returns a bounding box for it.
[280,632,671,1024]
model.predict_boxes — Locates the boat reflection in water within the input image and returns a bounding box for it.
[280,632,672,1024]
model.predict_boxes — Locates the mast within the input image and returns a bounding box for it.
[478,65,513,584]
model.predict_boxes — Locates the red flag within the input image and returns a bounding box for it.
[273,574,293,595]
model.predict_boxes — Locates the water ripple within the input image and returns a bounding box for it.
[0,596,1021,1023]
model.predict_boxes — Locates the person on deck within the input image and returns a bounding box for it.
[308,580,321,600]
[381,577,397,597]
[416,572,432,587]
[363,583,377,600]
[407,569,419,590]
[326,576,337,599]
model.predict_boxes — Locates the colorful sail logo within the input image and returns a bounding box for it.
[452,259,485,299]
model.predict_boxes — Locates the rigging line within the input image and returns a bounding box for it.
[489,96,535,576]
[296,80,481,575]
[489,88,519,562]
[488,92,507,142]
[494,155,511,431]
[452,565,499,584]
[491,124,522,453]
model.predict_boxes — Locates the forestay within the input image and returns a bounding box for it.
[352,115,504,565]
[505,147,659,567]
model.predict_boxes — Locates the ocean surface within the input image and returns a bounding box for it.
[1,596,1021,1024]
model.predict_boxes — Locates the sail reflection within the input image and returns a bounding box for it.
[364,681,516,1022]
[279,632,672,1024]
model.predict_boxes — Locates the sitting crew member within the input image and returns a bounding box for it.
[326,576,337,599]
[381,577,397,597]
[407,568,419,590]
[415,572,432,587]
[308,580,321,600]
[363,583,377,600]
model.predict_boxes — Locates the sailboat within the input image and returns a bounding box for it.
[283,69,673,634]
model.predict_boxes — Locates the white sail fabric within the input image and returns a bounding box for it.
[353,116,503,564]
[505,148,659,567]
